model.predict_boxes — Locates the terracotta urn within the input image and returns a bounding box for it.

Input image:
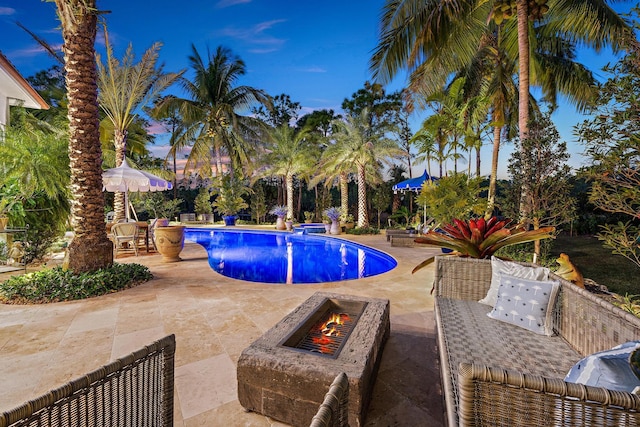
[154,225,185,262]
[275,217,286,230]
[330,220,341,235]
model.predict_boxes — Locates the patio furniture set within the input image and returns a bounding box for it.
[433,255,640,426]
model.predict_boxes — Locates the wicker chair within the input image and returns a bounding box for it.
[111,221,139,257]
[309,373,349,427]
[433,256,640,426]
[0,335,175,427]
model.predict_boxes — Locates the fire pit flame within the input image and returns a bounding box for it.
[319,313,350,337]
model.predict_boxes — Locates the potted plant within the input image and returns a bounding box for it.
[322,213,331,233]
[323,207,342,235]
[212,174,249,226]
[285,216,294,231]
[340,213,355,230]
[270,205,288,230]
[142,193,182,225]
[304,211,314,224]
[412,217,556,273]
[194,188,214,223]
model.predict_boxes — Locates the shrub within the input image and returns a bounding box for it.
[346,227,380,235]
[0,263,153,304]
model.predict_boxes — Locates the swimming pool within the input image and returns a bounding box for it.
[185,228,397,284]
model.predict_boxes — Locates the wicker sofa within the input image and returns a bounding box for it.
[433,256,640,426]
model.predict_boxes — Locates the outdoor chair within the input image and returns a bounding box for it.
[111,222,139,257]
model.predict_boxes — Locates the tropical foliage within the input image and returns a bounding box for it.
[260,125,315,221]
[211,174,249,217]
[0,263,152,303]
[329,109,402,228]
[155,45,269,177]
[416,173,486,227]
[96,25,182,220]
[577,29,640,269]
[412,217,556,272]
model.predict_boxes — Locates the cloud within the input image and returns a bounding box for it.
[0,7,16,15]
[146,121,167,135]
[219,19,287,52]
[300,66,326,73]
[9,43,63,59]
[215,0,251,8]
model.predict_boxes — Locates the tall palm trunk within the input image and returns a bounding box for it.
[517,0,531,222]
[286,173,294,221]
[339,172,348,216]
[113,128,127,221]
[485,124,502,219]
[356,164,368,228]
[215,144,223,176]
[58,0,113,272]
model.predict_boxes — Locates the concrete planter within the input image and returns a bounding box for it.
[330,220,341,235]
[154,225,185,262]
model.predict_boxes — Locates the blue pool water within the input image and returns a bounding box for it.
[185,228,397,284]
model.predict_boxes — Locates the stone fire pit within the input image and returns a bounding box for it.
[237,292,390,427]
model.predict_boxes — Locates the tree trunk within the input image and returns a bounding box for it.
[59,0,113,273]
[286,173,294,221]
[173,153,177,199]
[339,172,348,216]
[476,145,481,177]
[113,128,127,221]
[485,124,502,219]
[517,0,531,221]
[356,164,368,228]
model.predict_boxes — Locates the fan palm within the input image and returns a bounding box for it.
[49,0,112,272]
[155,45,269,179]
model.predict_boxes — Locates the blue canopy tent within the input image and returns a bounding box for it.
[392,170,438,226]
[392,170,437,193]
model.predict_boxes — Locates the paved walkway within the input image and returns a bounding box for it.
[0,230,444,426]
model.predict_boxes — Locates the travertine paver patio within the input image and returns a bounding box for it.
[0,230,444,426]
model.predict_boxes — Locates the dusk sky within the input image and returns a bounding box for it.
[0,0,635,178]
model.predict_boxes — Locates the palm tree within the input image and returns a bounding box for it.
[330,109,402,228]
[51,0,112,273]
[260,125,315,220]
[151,95,188,199]
[155,45,269,179]
[97,26,182,220]
[371,0,627,219]
[411,128,437,178]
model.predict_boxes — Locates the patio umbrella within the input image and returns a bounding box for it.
[392,170,437,193]
[102,158,173,220]
[392,170,438,225]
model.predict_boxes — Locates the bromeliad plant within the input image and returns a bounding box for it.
[412,217,555,273]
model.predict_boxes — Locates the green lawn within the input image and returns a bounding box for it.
[550,234,640,296]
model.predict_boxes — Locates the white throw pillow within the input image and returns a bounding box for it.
[479,256,550,307]
[565,341,640,392]
[487,273,560,336]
